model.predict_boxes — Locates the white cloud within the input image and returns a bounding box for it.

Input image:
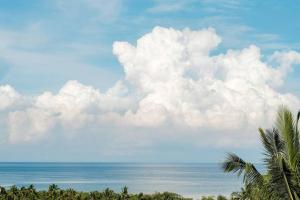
[3,26,300,145]
[7,80,133,143]
[0,85,20,110]
[269,50,300,76]
[113,27,300,129]
[8,108,56,143]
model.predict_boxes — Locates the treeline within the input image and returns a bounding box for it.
[0,185,192,200]
[0,185,232,200]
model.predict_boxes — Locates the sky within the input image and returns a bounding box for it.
[0,0,300,162]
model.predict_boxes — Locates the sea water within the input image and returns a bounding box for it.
[0,162,262,198]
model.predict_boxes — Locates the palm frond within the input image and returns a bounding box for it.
[259,128,284,159]
[224,106,300,200]
[267,154,296,200]
[222,153,263,186]
[276,106,299,170]
[296,111,300,176]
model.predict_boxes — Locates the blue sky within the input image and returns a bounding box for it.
[1,0,300,94]
[0,0,299,162]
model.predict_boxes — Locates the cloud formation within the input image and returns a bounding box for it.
[4,27,300,144]
[0,85,20,110]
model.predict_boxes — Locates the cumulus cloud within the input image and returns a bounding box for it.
[0,85,20,110]
[8,80,133,143]
[3,26,300,144]
[8,108,56,143]
[113,27,300,129]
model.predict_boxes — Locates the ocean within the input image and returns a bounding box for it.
[0,162,262,198]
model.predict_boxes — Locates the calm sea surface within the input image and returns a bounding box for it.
[0,163,263,198]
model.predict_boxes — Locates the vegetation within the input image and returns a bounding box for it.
[0,185,235,200]
[0,184,194,200]
[0,184,238,200]
[200,195,228,200]
[223,106,300,200]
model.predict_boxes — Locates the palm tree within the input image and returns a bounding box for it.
[223,106,300,200]
[0,187,7,198]
[231,184,257,200]
[8,185,19,200]
[48,184,59,199]
[102,188,115,200]
[120,186,129,200]
[27,184,37,200]
[65,188,77,199]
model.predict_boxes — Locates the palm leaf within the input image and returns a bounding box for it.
[259,128,284,159]
[222,153,263,186]
[267,154,296,199]
[276,106,299,170]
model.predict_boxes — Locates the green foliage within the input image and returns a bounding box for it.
[0,185,192,200]
[200,196,229,200]
[201,196,215,200]
[223,106,300,200]
[216,195,227,200]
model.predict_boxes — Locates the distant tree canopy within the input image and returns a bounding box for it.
[0,184,193,200]
[0,184,236,200]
